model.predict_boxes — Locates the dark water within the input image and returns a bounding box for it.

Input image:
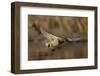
[28,41,88,60]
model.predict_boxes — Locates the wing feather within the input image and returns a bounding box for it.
[40,28,62,41]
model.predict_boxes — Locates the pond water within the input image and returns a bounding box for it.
[28,41,88,60]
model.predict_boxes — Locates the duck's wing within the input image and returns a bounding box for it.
[40,27,85,43]
[40,27,63,41]
[66,37,84,42]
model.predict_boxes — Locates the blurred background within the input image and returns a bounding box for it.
[28,15,88,60]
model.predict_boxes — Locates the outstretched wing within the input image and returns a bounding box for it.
[40,27,86,44]
[67,37,81,42]
[66,37,87,43]
[40,27,63,41]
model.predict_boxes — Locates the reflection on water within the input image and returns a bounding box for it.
[28,41,88,60]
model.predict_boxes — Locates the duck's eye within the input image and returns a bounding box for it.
[48,44,50,47]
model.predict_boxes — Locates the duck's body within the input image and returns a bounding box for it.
[40,28,85,50]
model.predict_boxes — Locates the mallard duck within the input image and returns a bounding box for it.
[40,28,83,50]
